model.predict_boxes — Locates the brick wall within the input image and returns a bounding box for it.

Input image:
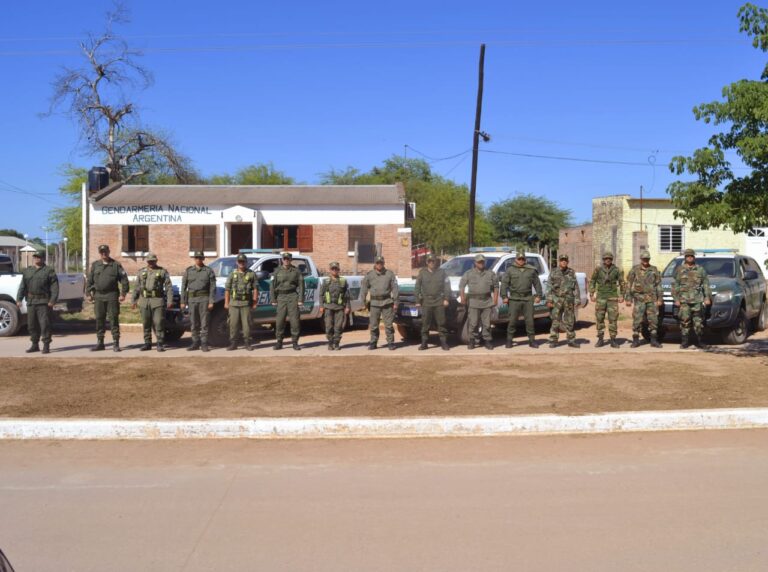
[592,195,628,272]
[558,224,593,275]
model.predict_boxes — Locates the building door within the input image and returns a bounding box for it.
[746,228,768,277]
[230,224,253,255]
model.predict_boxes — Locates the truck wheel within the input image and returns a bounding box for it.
[395,323,420,341]
[751,299,766,332]
[208,307,230,347]
[0,301,20,337]
[457,317,471,344]
[164,327,184,343]
[722,308,749,345]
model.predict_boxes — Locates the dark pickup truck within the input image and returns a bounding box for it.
[660,252,767,344]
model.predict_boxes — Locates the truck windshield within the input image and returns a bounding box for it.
[441,257,499,277]
[662,258,736,278]
[209,257,257,278]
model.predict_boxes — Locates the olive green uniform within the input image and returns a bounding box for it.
[181,265,216,345]
[547,267,580,342]
[459,268,498,344]
[415,267,451,343]
[672,264,711,343]
[225,269,256,344]
[132,266,172,345]
[16,264,59,345]
[500,264,543,342]
[87,259,129,343]
[361,268,399,345]
[589,265,625,338]
[270,265,305,343]
[319,276,350,345]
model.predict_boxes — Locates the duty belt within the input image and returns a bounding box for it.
[189,290,210,297]
[276,288,298,293]
[371,294,391,300]
[467,293,491,299]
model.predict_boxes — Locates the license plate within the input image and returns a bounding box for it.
[402,306,419,317]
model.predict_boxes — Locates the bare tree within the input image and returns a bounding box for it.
[46,3,197,183]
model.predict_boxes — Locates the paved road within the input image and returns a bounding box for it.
[1,431,766,571]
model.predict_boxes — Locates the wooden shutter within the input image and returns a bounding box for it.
[261,224,275,248]
[122,226,130,252]
[190,225,203,251]
[136,226,149,252]
[203,226,217,252]
[297,225,313,252]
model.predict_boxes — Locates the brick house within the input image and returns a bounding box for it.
[85,183,413,277]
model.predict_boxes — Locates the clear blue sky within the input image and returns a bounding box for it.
[0,0,761,240]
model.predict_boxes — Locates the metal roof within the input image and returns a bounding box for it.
[0,236,32,247]
[91,183,405,207]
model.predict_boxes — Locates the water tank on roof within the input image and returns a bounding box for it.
[88,167,110,192]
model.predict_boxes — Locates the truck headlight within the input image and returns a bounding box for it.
[713,291,733,303]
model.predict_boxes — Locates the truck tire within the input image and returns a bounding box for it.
[395,323,420,341]
[208,306,230,347]
[751,298,766,332]
[457,317,471,344]
[0,301,20,337]
[722,308,749,345]
[164,327,184,343]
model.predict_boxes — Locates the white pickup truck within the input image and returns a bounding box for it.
[395,247,589,343]
[0,254,86,337]
[170,250,365,346]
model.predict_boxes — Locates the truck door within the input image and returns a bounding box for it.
[293,257,317,315]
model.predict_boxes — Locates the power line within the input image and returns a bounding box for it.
[480,149,655,166]
[0,178,66,206]
[404,145,472,163]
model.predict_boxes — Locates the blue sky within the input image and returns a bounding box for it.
[0,0,761,239]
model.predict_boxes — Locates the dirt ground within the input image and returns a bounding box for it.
[1,349,767,419]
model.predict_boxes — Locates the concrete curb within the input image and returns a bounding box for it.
[1,408,767,440]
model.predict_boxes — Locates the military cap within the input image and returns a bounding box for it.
[515,245,527,258]
[558,253,569,261]
[329,261,340,269]
[474,253,486,262]
[683,248,696,257]
[602,251,614,259]
[32,249,45,258]
[146,253,158,262]
[191,251,205,258]
[281,252,293,260]
[236,253,248,262]
[426,253,437,262]
[98,244,110,253]
[640,250,651,259]
[374,255,385,263]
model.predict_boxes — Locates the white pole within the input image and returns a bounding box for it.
[81,182,88,272]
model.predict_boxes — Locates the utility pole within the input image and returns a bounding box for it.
[468,43,486,250]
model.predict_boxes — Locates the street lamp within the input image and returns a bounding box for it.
[41,226,51,263]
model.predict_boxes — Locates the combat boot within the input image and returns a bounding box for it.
[113,341,121,352]
[26,342,40,353]
[595,335,605,348]
[187,341,200,352]
[333,343,341,351]
[528,338,538,349]
[274,340,283,350]
[549,340,558,348]
[567,340,579,348]
[368,342,377,350]
[440,339,450,351]
[388,343,396,351]
[200,344,210,353]
[92,341,105,351]
[609,337,619,349]
[292,342,301,351]
[328,341,335,351]
[42,342,50,354]
[418,341,428,350]
[484,341,494,350]
[467,341,475,350]
[156,343,166,353]
[650,335,661,348]
[227,342,237,351]
[245,343,253,351]
[505,340,513,349]
[630,336,640,348]
[140,343,152,351]
[680,335,690,349]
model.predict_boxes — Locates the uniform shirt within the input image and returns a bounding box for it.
[624,264,662,303]
[500,264,543,300]
[672,263,711,304]
[132,266,172,304]
[16,264,59,305]
[361,268,398,307]
[458,268,498,309]
[87,259,129,299]
[181,264,216,304]
[589,265,625,299]
[547,267,580,302]
[270,265,305,302]
[319,276,350,310]
[414,267,450,307]
[225,269,256,307]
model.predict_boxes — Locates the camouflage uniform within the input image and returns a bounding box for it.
[225,257,256,350]
[547,257,580,344]
[589,253,625,344]
[270,254,305,348]
[87,246,129,350]
[624,251,663,346]
[458,255,499,348]
[16,252,59,353]
[319,265,350,349]
[181,254,216,350]
[672,249,712,346]
[361,256,399,348]
[500,251,542,347]
[132,255,172,350]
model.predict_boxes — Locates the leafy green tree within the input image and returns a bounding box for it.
[322,156,492,253]
[487,194,571,250]
[667,3,768,232]
[48,165,87,256]
[0,229,25,239]
[207,163,295,185]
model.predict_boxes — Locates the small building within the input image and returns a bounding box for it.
[560,194,768,275]
[0,236,43,270]
[557,223,593,275]
[84,183,413,277]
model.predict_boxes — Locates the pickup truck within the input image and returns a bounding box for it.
[660,251,767,344]
[170,250,365,346]
[395,248,589,343]
[0,254,86,337]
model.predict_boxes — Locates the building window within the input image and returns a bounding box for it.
[262,225,313,251]
[349,225,375,263]
[122,225,148,253]
[190,225,217,252]
[658,225,684,252]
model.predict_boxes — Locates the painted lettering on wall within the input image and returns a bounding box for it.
[99,205,213,223]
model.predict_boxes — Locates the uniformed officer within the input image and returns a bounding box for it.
[624,250,663,348]
[270,252,305,350]
[589,252,625,348]
[500,247,543,348]
[131,253,172,352]
[458,254,499,350]
[318,261,350,350]
[361,255,399,350]
[16,250,58,354]
[547,253,580,348]
[415,253,451,351]
[181,251,216,352]
[87,244,129,352]
[672,248,712,349]
[224,253,257,351]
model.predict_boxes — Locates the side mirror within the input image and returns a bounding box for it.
[744,270,759,281]
[255,271,269,281]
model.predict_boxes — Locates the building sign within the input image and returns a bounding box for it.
[92,204,223,225]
